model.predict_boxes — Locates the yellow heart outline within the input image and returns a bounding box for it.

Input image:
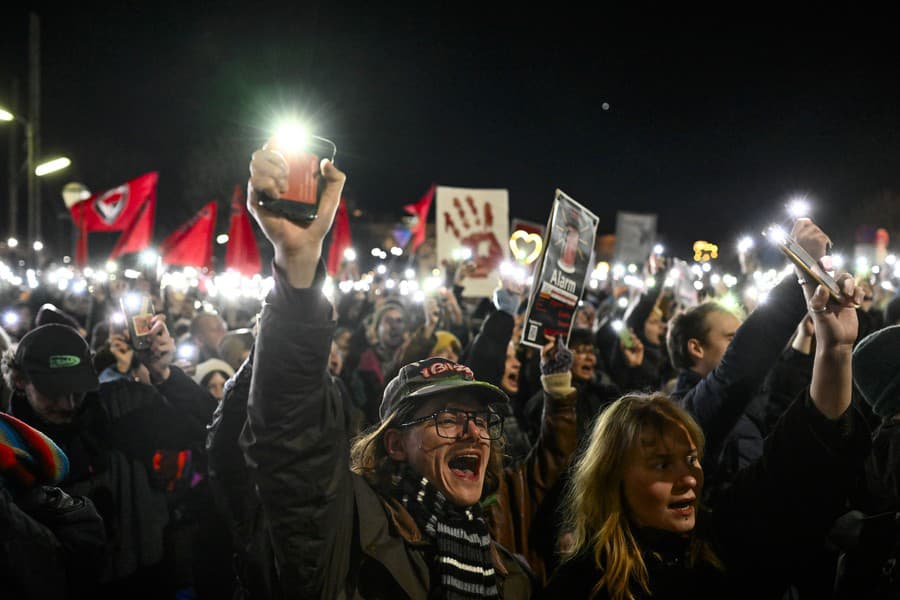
[509,230,543,265]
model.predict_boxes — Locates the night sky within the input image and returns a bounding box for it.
[2,6,899,268]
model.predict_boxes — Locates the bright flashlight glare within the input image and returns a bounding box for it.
[653,244,664,255]
[765,225,787,245]
[0,109,13,122]
[617,297,629,308]
[611,320,624,332]
[274,121,311,154]
[832,254,845,269]
[404,269,415,280]
[7,237,18,248]
[2,311,18,327]
[343,248,357,262]
[390,247,403,257]
[216,234,229,245]
[106,260,118,273]
[737,236,754,253]
[123,293,143,313]
[177,344,197,360]
[111,312,126,326]
[33,241,43,251]
[787,198,811,218]
[452,247,473,261]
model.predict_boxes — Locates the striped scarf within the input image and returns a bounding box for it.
[391,463,499,600]
[0,412,69,491]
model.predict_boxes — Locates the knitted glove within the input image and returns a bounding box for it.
[541,335,573,375]
[493,287,520,316]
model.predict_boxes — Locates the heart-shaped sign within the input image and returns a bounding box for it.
[93,185,129,226]
[509,230,543,265]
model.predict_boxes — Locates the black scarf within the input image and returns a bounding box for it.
[390,462,499,599]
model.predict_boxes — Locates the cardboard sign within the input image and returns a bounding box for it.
[521,190,600,349]
[435,186,509,297]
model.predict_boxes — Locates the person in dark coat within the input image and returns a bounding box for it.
[2,320,216,596]
[0,411,106,599]
[239,147,579,597]
[541,272,870,600]
[665,230,812,494]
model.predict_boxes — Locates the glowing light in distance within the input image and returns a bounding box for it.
[710,274,721,285]
[617,297,629,308]
[2,311,19,327]
[216,234,229,245]
[177,344,197,360]
[106,260,118,273]
[723,274,738,288]
[611,320,624,332]
[376,264,387,275]
[693,281,704,290]
[0,109,13,121]
[140,250,158,266]
[338,280,354,294]
[32,241,43,251]
[872,266,880,274]
[612,264,626,279]
[110,312,126,326]
[404,268,415,280]
[737,237,754,253]
[7,237,18,248]
[831,254,845,269]
[452,247,473,261]
[412,290,426,303]
[627,264,638,274]
[886,254,897,266]
[390,246,403,257]
[123,269,141,279]
[653,244,664,255]
[35,157,71,176]
[343,248,357,262]
[701,262,711,273]
[719,294,740,311]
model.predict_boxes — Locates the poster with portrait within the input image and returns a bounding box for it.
[521,189,600,349]
[435,186,509,298]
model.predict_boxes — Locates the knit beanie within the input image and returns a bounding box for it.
[372,300,407,330]
[852,325,900,418]
[430,330,461,357]
[0,412,69,492]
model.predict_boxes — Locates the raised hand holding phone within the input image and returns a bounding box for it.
[248,148,346,288]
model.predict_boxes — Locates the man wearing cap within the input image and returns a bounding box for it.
[241,148,578,598]
[2,320,216,594]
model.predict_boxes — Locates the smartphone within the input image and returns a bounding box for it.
[618,326,635,350]
[766,227,842,300]
[120,295,155,351]
[259,135,337,224]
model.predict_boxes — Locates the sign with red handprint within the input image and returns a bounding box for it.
[521,189,600,349]
[436,186,509,297]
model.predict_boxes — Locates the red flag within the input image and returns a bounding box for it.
[159,201,218,270]
[224,186,261,276]
[109,194,156,260]
[403,184,434,251]
[70,172,158,267]
[326,198,352,276]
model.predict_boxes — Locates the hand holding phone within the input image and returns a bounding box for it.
[764,225,842,301]
[120,294,155,351]
[259,133,337,224]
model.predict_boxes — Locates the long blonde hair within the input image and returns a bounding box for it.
[564,393,721,600]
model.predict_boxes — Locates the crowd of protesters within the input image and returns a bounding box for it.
[1,146,900,599]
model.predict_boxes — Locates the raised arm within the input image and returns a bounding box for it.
[239,149,354,598]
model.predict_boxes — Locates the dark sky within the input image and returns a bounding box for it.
[2,5,899,264]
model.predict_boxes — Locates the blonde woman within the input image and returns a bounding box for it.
[541,271,870,599]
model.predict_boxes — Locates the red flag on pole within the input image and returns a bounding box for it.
[403,184,434,251]
[70,172,158,266]
[109,195,156,260]
[159,201,218,270]
[224,186,261,276]
[326,198,352,276]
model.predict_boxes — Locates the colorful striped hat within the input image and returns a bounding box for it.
[0,412,69,491]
